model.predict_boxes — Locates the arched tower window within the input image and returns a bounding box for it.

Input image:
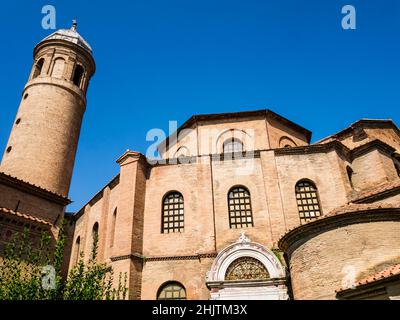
[157,282,186,300]
[110,208,117,248]
[162,192,184,233]
[228,186,253,229]
[32,58,44,79]
[225,257,270,281]
[74,236,80,265]
[223,138,243,154]
[51,58,65,79]
[73,64,85,87]
[295,180,322,223]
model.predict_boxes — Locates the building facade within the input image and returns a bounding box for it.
[1,25,399,300]
[68,107,400,300]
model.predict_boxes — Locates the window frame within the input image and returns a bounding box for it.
[227,185,254,229]
[32,58,45,79]
[161,191,184,234]
[157,281,187,300]
[223,138,244,154]
[72,64,85,88]
[295,179,322,223]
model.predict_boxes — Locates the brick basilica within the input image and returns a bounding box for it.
[1,24,399,300]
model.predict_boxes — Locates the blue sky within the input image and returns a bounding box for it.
[0,0,399,211]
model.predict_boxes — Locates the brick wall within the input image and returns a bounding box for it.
[287,220,400,300]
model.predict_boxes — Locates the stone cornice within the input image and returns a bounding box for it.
[125,139,395,170]
[274,139,396,162]
[350,139,396,160]
[110,252,218,262]
[116,150,145,165]
[73,174,120,221]
[274,140,350,157]
[206,278,287,289]
[278,207,400,252]
[150,151,261,167]
[24,77,87,107]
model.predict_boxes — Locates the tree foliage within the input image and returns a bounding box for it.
[0,222,127,300]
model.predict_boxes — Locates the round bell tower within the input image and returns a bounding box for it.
[0,21,95,197]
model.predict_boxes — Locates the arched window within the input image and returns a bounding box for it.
[174,146,190,158]
[73,64,85,87]
[32,58,44,79]
[346,166,354,188]
[393,154,400,177]
[92,222,99,248]
[223,138,243,154]
[279,136,297,148]
[225,257,270,281]
[51,58,65,78]
[162,192,184,233]
[157,282,186,300]
[74,236,80,265]
[110,208,117,248]
[228,186,253,229]
[295,180,322,223]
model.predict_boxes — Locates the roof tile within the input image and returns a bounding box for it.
[0,207,52,227]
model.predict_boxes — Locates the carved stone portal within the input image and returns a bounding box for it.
[206,233,288,300]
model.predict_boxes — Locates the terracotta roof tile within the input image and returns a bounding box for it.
[351,180,400,203]
[0,207,52,227]
[337,264,400,293]
[285,180,400,231]
[298,203,397,228]
[0,171,70,206]
[278,201,400,247]
[328,202,396,216]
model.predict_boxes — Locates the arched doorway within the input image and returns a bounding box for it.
[206,232,288,300]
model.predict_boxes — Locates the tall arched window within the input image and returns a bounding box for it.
[92,222,99,249]
[157,282,186,300]
[51,58,65,78]
[110,208,117,248]
[228,186,253,229]
[223,138,243,153]
[162,192,184,233]
[74,236,80,265]
[32,58,44,79]
[346,166,354,188]
[73,64,85,87]
[295,180,322,223]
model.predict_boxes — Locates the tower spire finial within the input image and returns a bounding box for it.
[71,19,77,31]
